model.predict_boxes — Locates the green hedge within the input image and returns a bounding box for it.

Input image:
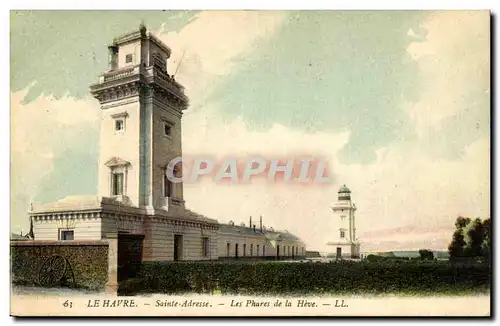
[11,243,109,291]
[119,260,491,296]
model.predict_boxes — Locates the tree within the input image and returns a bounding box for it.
[448,216,490,261]
[418,249,435,260]
[464,218,485,257]
[482,218,491,261]
[448,228,466,259]
[455,216,471,229]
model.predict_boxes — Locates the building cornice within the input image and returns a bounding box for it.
[90,67,188,110]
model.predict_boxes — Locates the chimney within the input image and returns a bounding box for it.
[249,216,252,229]
[253,225,256,233]
[260,216,263,231]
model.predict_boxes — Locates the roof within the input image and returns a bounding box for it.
[10,233,29,241]
[338,184,351,193]
[109,25,172,58]
[390,251,421,258]
[218,223,302,242]
[105,157,131,167]
[182,208,219,224]
[30,195,109,213]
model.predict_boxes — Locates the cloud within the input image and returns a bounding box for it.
[406,11,490,136]
[176,11,490,253]
[10,87,100,233]
[153,11,287,107]
[180,104,489,252]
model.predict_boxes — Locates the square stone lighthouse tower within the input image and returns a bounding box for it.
[29,25,219,262]
[327,184,361,259]
[90,24,187,212]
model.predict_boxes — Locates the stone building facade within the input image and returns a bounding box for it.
[218,217,306,259]
[29,26,305,261]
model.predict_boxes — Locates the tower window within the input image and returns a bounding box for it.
[115,119,124,131]
[164,123,172,137]
[125,54,133,63]
[164,172,173,198]
[340,230,346,239]
[112,173,124,196]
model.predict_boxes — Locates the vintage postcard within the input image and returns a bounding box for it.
[10,9,491,317]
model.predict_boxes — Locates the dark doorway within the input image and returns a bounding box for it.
[117,233,144,283]
[276,245,280,259]
[174,234,183,261]
[235,243,239,258]
[336,247,342,260]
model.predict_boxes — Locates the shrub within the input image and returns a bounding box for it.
[118,259,491,296]
[419,249,435,260]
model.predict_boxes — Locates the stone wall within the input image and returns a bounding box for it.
[10,240,109,291]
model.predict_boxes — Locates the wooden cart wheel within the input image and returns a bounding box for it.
[38,255,67,287]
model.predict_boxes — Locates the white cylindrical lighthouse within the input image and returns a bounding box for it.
[327,184,360,259]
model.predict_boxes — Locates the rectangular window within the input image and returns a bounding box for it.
[115,119,124,131]
[250,244,253,256]
[202,237,209,258]
[263,245,266,256]
[174,234,183,261]
[226,243,230,257]
[243,244,247,256]
[164,123,172,137]
[60,230,74,241]
[340,230,346,239]
[257,245,260,256]
[112,173,124,196]
[125,54,133,63]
